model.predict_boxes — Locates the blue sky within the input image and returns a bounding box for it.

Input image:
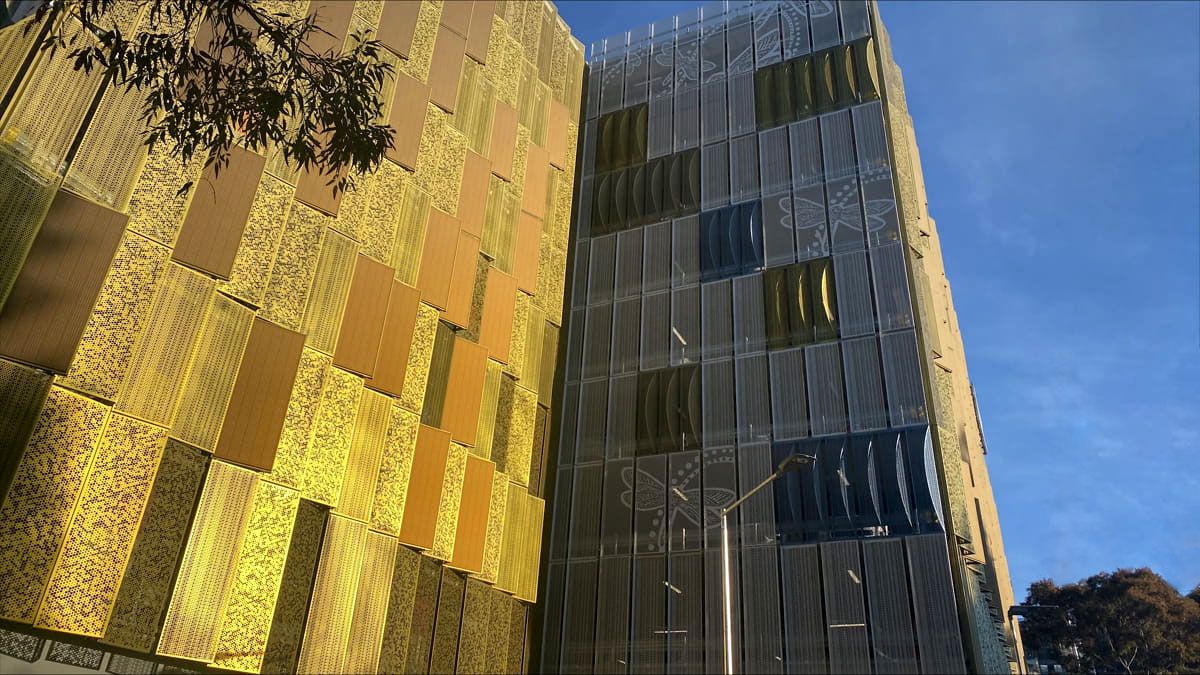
[557,1,1200,597]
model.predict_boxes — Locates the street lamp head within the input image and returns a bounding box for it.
[777,453,817,473]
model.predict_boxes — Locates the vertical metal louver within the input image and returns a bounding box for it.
[763,193,798,267]
[735,354,772,446]
[863,539,920,673]
[737,443,777,546]
[871,242,914,332]
[907,534,968,674]
[759,127,792,196]
[624,41,650,108]
[612,297,642,375]
[582,118,599,180]
[806,342,847,436]
[790,119,830,261]
[594,556,632,671]
[769,347,810,440]
[729,135,761,203]
[820,540,872,673]
[616,229,644,299]
[833,250,876,338]
[634,456,668,554]
[880,329,927,426]
[588,234,617,305]
[702,360,737,449]
[583,302,614,380]
[562,560,599,673]
[569,464,604,556]
[780,545,827,673]
[701,141,731,211]
[666,551,704,672]
[842,336,888,432]
[607,375,638,460]
[701,279,734,360]
[631,555,668,672]
[540,562,567,672]
[672,215,701,288]
[577,378,609,462]
[821,110,866,254]
[732,274,768,354]
[741,545,785,674]
[671,285,701,365]
[667,451,704,552]
[727,73,757,139]
[600,459,635,555]
[641,291,671,370]
[600,53,627,114]
[701,81,729,144]
[649,96,675,160]
[643,221,673,293]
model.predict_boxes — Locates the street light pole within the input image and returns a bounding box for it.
[718,453,815,675]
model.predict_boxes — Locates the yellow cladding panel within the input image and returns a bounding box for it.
[522,305,546,395]
[0,358,51,451]
[220,173,295,307]
[0,386,108,623]
[378,546,421,674]
[453,60,497,155]
[497,486,544,602]
[338,388,391,522]
[126,144,207,248]
[456,579,491,674]
[370,404,419,536]
[344,531,398,674]
[477,470,509,584]
[350,160,406,264]
[261,202,327,332]
[480,176,519,274]
[493,380,538,488]
[510,126,530,196]
[524,495,545,602]
[504,291,531,380]
[0,143,59,310]
[171,292,255,450]
[429,442,468,561]
[35,413,167,636]
[212,480,300,674]
[297,515,367,675]
[486,17,518,108]
[157,461,258,662]
[303,366,362,507]
[62,231,170,401]
[0,18,107,174]
[485,589,512,669]
[391,180,431,287]
[414,104,467,216]
[473,359,502,460]
[63,81,149,212]
[116,263,215,426]
[399,302,439,413]
[268,347,330,491]
[397,0,439,82]
[0,16,40,114]
[496,481,524,595]
[302,228,358,355]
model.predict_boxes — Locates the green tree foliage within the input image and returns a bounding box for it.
[1021,568,1200,674]
[23,0,395,195]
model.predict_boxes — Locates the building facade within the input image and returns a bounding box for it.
[540,1,1022,673]
[0,1,582,673]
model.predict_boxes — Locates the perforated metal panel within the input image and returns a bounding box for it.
[344,530,398,675]
[158,461,257,662]
[117,264,215,426]
[262,202,327,331]
[172,292,254,450]
[339,388,390,522]
[296,515,367,674]
[212,480,300,673]
[34,413,166,636]
[63,82,148,212]
[302,229,358,355]
[430,442,468,560]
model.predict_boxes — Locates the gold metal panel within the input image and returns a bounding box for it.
[125,145,207,248]
[473,359,502,460]
[430,442,469,561]
[391,180,431,287]
[486,17,520,108]
[35,413,167,637]
[0,358,51,458]
[360,160,406,264]
[212,481,300,673]
[0,386,108,623]
[261,202,328,332]
[495,481,523,595]
[296,514,367,675]
[60,232,168,401]
[370,403,419,536]
[338,388,391,522]
[477,470,508,585]
[172,292,255,450]
[484,588,512,670]
[429,567,465,673]
[400,302,440,413]
[0,143,59,312]
[480,176,518,274]
[0,17,41,119]
[344,531,398,675]
[449,455,495,574]
[259,496,325,675]
[452,61,496,155]
[521,306,546,394]
[268,347,330,490]
[414,104,467,216]
[101,440,208,653]
[302,229,359,355]
[63,81,149,212]
[456,579,491,674]
[117,264,215,426]
[378,546,421,674]
[397,0,440,82]
[220,173,295,307]
[503,291,531,380]
[157,460,257,662]
[492,375,537,487]
[302,366,362,506]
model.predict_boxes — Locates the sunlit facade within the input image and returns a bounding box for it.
[540,1,1023,673]
[0,1,581,673]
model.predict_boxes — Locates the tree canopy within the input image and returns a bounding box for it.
[22,0,395,195]
[1021,568,1200,674]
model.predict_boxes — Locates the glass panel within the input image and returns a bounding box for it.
[727,72,757,138]
[780,545,827,671]
[624,42,650,107]
[666,551,704,673]
[821,540,872,673]
[701,447,738,547]
[759,127,792,196]
[699,18,726,85]
[672,215,701,288]
[732,273,767,354]
[608,374,639,459]
[735,355,772,446]
[763,193,796,267]
[700,81,728,144]
[650,35,676,99]
[643,221,673,293]
[880,330,927,426]
[780,1,812,59]
[668,451,704,551]
[726,11,755,76]
[634,456,669,554]
[577,378,609,462]
[870,242,913,331]
[562,560,599,673]
[601,54,627,113]
[741,545,785,673]
[671,285,702,366]
[613,297,643,375]
[588,234,617,305]
[840,0,872,42]
[583,303,614,379]
[595,556,633,671]
[753,1,783,67]
[649,96,674,159]
[863,539,919,673]
[729,135,760,203]
[701,141,730,211]
[631,555,668,673]
[674,87,701,151]
[808,0,841,51]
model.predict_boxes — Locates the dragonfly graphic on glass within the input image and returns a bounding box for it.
[620,464,736,551]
